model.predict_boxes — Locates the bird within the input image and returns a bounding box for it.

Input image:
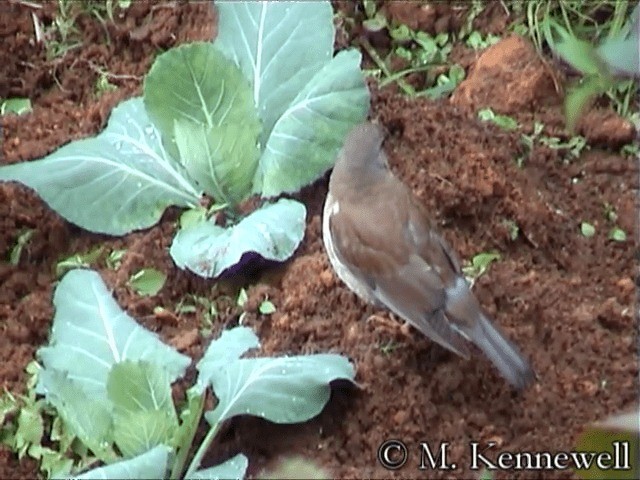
[322,122,535,389]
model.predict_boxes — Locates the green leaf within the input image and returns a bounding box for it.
[173,119,259,206]
[539,135,587,159]
[191,453,248,480]
[214,1,334,144]
[195,326,260,392]
[179,207,208,230]
[422,83,452,100]
[25,360,40,391]
[169,388,205,479]
[0,391,19,425]
[362,12,387,32]
[551,25,606,76]
[506,220,520,241]
[597,36,640,77]
[421,64,465,99]
[478,468,494,480]
[581,222,596,238]
[259,300,276,315]
[94,74,118,98]
[255,49,369,197]
[477,108,519,130]
[565,76,608,133]
[56,246,104,278]
[32,444,74,478]
[0,97,32,116]
[8,229,34,265]
[107,361,176,419]
[414,31,438,56]
[204,354,355,427]
[144,43,260,205]
[236,288,248,308]
[466,31,483,49]
[463,252,501,281]
[144,42,259,148]
[362,0,377,18]
[448,64,466,83]
[105,249,126,270]
[477,109,494,121]
[15,403,43,457]
[472,253,500,269]
[50,416,75,458]
[128,268,166,297]
[262,456,332,479]
[394,46,413,62]
[212,1,369,197]
[608,227,627,242]
[492,115,519,131]
[466,32,500,50]
[112,410,175,459]
[389,24,412,42]
[170,198,306,278]
[73,444,171,479]
[575,410,639,480]
[37,370,116,463]
[596,5,639,78]
[37,269,190,398]
[177,328,261,478]
[0,98,201,235]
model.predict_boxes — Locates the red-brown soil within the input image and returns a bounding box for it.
[1,1,637,479]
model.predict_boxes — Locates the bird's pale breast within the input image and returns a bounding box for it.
[322,192,379,305]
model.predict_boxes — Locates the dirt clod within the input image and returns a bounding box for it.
[451,35,561,114]
[578,108,636,148]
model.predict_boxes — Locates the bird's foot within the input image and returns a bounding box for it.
[366,313,413,339]
[365,313,394,329]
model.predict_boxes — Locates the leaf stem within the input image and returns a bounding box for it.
[169,390,206,479]
[184,420,220,478]
[357,37,416,96]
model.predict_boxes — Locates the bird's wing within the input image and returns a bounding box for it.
[329,181,470,357]
[405,194,464,284]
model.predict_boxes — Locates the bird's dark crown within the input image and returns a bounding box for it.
[331,122,389,191]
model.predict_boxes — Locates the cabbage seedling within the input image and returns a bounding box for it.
[0,0,370,279]
[30,269,355,478]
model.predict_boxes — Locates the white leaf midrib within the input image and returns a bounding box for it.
[253,3,268,106]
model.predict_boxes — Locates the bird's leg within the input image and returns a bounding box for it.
[365,312,395,329]
[366,312,413,339]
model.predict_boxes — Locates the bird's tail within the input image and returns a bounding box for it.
[471,314,535,390]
